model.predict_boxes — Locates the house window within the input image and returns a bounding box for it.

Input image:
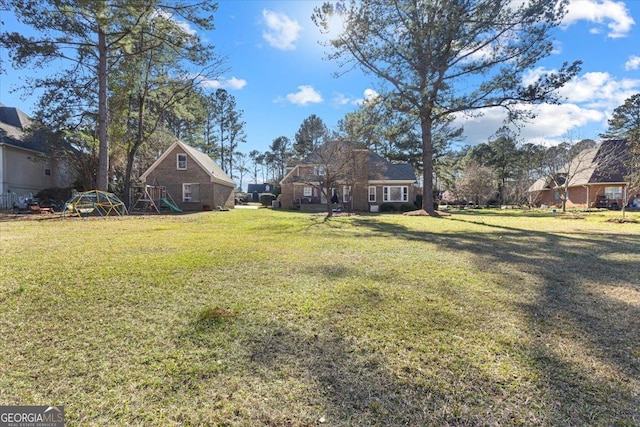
[177,153,187,170]
[44,162,51,176]
[368,186,376,202]
[605,186,622,200]
[303,187,312,197]
[314,166,326,176]
[343,186,351,203]
[182,183,200,202]
[383,186,408,202]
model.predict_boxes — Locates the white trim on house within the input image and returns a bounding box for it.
[182,182,200,202]
[342,185,351,203]
[177,153,187,170]
[383,185,409,202]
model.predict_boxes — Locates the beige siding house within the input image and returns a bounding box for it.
[140,140,235,211]
[0,105,71,198]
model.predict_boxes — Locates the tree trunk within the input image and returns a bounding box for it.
[123,150,135,208]
[420,114,436,215]
[325,185,333,218]
[96,26,109,191]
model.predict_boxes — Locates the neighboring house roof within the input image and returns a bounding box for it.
[528,139,629,192]
[0,105,47,153]
[247,183,273,193]
[140,139,235,187]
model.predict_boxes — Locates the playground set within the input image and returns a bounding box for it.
[130,184,182,214]
[63,190,128,217]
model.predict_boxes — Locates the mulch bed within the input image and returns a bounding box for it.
[605,217,639,223]
[403,209,451,217]
[558,214,585,220]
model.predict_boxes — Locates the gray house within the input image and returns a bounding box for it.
[0,105,71,204]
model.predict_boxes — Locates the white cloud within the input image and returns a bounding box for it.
[331,89,381,107]
[332,93,351,107]
[564,0,635,38]
[262,9,303,50]
[199,76,247,90]
[153,9,197,36]
[283,85,323,105]
[361,88,380,104]
[453,103,605,146]
[625,55,640,71]
[558,72,640,109]
[523,69,640,110]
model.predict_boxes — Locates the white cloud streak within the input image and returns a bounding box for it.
[625,55,640,71]
[564,0,635,38]
[283,85,323,105]
[199,76,247,90]
[262,9,303,50]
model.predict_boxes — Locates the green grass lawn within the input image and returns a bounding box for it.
[1,209,639,426]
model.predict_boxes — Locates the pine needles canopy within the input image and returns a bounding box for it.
[63,190,128,217]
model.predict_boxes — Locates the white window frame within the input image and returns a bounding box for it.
[303,187,312,197]
[368,186,376,202]
[182,183,200,202]
[314,165,326,176]
[605,186,622,200]
[44,162,51,176]
[343,185,351,203]
[177,153,187,170]
[383,186,408,202]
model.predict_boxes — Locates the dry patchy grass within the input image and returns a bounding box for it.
[0,208,638,426]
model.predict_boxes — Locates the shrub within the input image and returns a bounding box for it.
[259,193,276,206]
[414,194,422,208]
[380,203,398,212]
[35,187,73,203]
[400,203,418,212]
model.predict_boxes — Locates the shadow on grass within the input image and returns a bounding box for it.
[347,215,640,425]
[246,322,452,425]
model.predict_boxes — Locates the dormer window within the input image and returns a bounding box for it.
[314,165,326,176]
[177,153,187,170]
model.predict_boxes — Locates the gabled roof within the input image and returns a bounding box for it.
[0,105,47,153]
[140,139,235,187]
[282,141,416,183]
[528,139,629,192]
[367,151,417,182]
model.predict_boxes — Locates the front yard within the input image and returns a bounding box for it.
[0,209,638,425]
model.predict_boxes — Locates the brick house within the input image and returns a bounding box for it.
[527,139,637,209]
[140,139,235,211]
[279,141,417,212]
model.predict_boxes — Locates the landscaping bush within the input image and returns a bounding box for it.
[259,193,276,206]
[35,187,73,203]
[379,203,398,212]
[414,194,422,208]
[400,203,418,212]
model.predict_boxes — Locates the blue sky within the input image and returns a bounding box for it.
[1,0,640,154]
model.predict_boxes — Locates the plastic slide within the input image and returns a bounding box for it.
[160,198,182,212]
